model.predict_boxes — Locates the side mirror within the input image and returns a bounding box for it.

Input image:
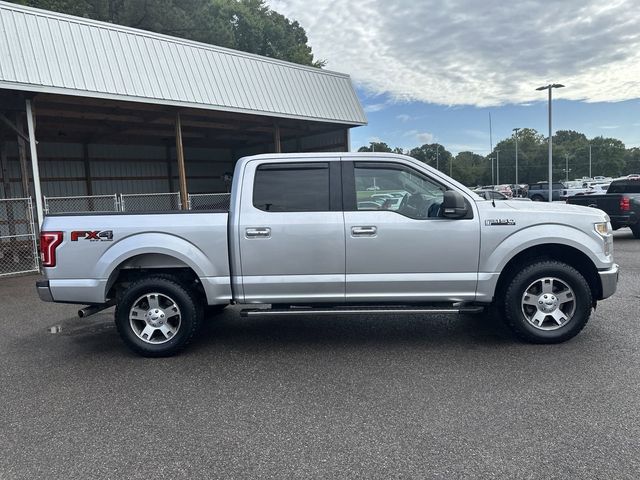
[442,191,468,218]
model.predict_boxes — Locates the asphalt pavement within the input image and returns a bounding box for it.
[1,230,639,479]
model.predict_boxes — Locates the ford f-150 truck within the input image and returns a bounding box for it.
[566,177,640,238]
[37,153,619,356]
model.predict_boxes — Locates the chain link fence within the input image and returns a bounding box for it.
[44,195,120,214]
[0,198,39,277]
[188,193,231,211]
[119,192,181,212]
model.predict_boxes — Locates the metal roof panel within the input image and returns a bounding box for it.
[0,1,366,125]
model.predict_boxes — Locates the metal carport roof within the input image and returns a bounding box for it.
[0,1,367,126]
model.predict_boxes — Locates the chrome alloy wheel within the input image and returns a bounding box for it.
[521,277,576,331]
[129,293,181,344]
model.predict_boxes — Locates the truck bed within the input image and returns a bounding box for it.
[41,211,231,304]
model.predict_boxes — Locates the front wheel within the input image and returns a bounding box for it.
[503,261,593,343]
[531,195,544,202]
[115,276,202,357]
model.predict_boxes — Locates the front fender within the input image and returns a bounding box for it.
[482,223,609,273]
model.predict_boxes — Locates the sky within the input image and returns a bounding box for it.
[269,0,640,154]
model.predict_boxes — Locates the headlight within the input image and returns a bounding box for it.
[595,222,611,237]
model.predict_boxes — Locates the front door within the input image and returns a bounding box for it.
[343,160,480,303]
[238,159,345,304]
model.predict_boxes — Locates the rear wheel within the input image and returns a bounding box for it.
[503,261,592,343]
[115,276,201,357]
[630,224,640,239]
[531,195,544,202]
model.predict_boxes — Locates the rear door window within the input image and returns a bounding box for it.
[253,163,330,212]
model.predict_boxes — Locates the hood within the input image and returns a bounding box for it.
[480,199,609,221]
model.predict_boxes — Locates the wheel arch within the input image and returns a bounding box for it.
[494,244,601,306]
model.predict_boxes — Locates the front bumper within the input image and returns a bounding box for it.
[36,280,54,302]
[598,264,619,300]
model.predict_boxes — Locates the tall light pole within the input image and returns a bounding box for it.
[512,128,521,186]
[588,144,592,178]
[435,144,440,171]
[536,83,565,202]
[496,149,501,185]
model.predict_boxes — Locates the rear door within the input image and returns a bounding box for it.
[237,159,345,304]
[342,160,480,302]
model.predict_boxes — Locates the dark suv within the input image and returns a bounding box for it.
[527,182,565,201]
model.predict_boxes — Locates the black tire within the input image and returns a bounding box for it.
[115,276,202,357]
[503,260,592,344]
[630,224,640,239]
[531,195,544,202]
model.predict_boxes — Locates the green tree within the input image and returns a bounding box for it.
[11,0,325,67]
[453,151,490,186]
[624,147,640,174]
[409,143,452,173]
[588,137,626,178]
[358,142,404,154]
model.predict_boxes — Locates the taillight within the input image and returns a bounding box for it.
[40,231,63,267]
[620,196,631,212]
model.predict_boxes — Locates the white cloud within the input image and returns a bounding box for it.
[600,125,620,129]
[396,114,411,122]
[416,132,435,143]
[269,0,640,107]
[363,103,387,113]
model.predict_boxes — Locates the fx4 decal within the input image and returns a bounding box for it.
[71,230,114,241]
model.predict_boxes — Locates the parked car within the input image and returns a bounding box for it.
[567,177,640,238]
[37,153,618,356]
[527,182,566,201]
[473,189,531,202]
[495,184,513,198]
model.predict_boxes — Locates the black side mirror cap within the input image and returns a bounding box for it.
[442,191,468,218]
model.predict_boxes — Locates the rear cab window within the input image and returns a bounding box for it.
[253,162,334,212]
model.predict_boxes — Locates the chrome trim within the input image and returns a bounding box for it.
[598,264,619,300]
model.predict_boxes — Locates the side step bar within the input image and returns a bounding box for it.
[240,305,485,318]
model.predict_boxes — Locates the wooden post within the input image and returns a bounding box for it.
[175,112,188,209]
[16,115,30,198]
[273,123,281,153]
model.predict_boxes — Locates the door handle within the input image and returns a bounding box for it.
[245,227,271,238]
[351,226,377,237]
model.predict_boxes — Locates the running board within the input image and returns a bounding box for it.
[240,305,484,318]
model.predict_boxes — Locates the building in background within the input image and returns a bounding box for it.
[0,1,366,222]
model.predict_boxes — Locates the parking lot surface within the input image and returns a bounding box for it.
[1,231,639,479]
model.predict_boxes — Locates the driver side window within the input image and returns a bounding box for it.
[354,163,446,219]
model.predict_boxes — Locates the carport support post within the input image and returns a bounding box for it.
[25,99,43,228]
[273,123,281,153]
[174,112,188,210]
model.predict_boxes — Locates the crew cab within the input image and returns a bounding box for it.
[37,153,619,356]
[566,177,640,238]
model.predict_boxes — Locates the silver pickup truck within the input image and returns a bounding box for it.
[37,153,619,356]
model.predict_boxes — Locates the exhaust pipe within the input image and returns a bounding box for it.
[78,299,116,318]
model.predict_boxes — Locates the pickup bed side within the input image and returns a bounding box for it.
[567,178,640,237]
